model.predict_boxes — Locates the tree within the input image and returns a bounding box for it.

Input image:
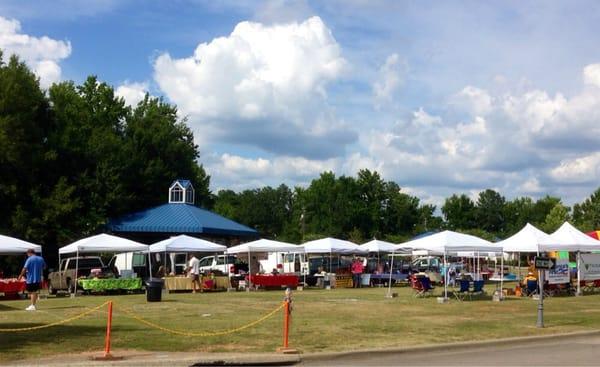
[503,197,535,236]
[475,189,506,233]
[541,203,570,233]
[441,194,476,230]
[573,188,600,231]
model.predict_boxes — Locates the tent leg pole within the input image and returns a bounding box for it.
[577,251,581,297]
[386,251,394,298]
[73,250,79,297]
[248,249,252,291]
[444,252,448,300]
[500,252,504,300]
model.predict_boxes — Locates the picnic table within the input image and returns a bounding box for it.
[78,277,143,291]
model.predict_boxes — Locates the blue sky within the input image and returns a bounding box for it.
[2,0,600,206]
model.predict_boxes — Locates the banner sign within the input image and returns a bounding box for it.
[546,258,569,284]
[581,254,600,281]
[534,256,555,270]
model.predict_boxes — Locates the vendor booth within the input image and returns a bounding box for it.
[59,233,149,294]
[538,222,600,296]
[149,235,228,292]
[226,239,302,290]
[359,239,409,287]
[398,230,502,300]
[302,237,366,288]
[0,235,42,297]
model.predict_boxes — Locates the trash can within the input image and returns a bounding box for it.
[145,279,164,302]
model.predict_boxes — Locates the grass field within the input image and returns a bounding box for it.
[2,285,600,362]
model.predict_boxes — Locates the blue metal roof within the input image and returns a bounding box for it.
[109,203,258,236]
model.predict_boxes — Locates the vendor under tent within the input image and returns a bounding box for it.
[495,223,553,284]
[226,239,303,289]
[0,234,42,255]
[59,233,149,294]
[538,222,600,296]
[398,230,503,300]
[149,235,226,276]
[303,237,366,275]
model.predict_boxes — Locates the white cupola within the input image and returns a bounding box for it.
[168,179,195,204]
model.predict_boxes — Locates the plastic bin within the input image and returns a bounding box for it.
[146,279,164,302]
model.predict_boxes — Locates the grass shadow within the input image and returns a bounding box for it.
[0,303,21,311]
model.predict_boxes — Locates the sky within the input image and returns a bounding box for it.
[2,0,600,207]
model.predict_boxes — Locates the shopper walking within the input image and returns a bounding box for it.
[19,249,45,311]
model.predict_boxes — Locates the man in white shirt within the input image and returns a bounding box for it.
[187,254,201,293]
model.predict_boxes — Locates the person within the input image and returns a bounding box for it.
[186,253,201,293]
[351,257,364,288]
[18,249,45,311]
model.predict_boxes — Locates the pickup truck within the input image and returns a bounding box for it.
[198,255,249,275]
[47,256,105,294]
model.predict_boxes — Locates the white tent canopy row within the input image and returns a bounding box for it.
[0,234,42,255]
[226,239,302,254]
[149,235,226,253]
[495,223,553,253]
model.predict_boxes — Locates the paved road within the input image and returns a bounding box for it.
[300,334,600,366]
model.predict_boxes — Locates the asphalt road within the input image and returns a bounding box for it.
[300,334,600,366]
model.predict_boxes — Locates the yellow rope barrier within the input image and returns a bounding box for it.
[117,302,285,337]
[0,301,109,332]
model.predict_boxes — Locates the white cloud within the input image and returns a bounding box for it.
[452,86,493,116]
[583,63,600,88]
[550,153,600,184]
[373,53,404,107]
[115,81,148,107]
[0,16,71,88]
[153,16,353,159]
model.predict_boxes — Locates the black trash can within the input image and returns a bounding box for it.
[145,279,164,302]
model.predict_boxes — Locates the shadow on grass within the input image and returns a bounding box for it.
[0,303,21,311]
[0,324,139,351]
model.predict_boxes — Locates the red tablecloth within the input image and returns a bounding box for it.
[0,278,26,293]
[247,275,299,287]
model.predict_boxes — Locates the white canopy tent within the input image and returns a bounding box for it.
[496,223,552,253]
[495,223,554,293]
[0,234,42,255]
[539,222,600,295]
[303,237,366,274]
[150,235,226,253]
[227,239,303,288]
[59,233,149,294]
[359,239,397,253]
[398,230,502,300]
[303,237,365,254]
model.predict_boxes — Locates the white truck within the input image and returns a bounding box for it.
[48,256,105,294]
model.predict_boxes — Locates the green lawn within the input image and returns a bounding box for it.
[1,285,600,362]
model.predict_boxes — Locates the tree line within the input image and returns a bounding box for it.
[2,51,600,264]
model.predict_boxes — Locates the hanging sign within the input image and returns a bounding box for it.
[581,254,600,281]
[546,258,569,284]
[534,256,555,270]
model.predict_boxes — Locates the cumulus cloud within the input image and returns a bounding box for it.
[0,16,71,88]
[373,53,404,107]
[115,81,149,107]
[583,63,600,88]
[153,16,354,159]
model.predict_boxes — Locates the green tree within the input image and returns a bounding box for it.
[475,189,506,233]
[441,194,476,230]
[541,203,571,233]
[573,188,600,231]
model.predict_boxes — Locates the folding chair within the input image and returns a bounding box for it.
[419,277,434,297]
[410,276,424,297]
[453,279,470,301]
[524,280,538,297]
[469,280,485,299]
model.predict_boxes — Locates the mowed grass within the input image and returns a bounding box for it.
[2,285,600,361]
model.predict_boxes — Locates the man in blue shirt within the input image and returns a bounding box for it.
[19,249,46,311]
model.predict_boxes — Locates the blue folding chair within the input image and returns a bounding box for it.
[525,280,538,297]
[470,280,485,299]
[454,279,470,301]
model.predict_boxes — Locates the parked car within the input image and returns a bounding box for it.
[197,255,249,275]
[47,256,105,294]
